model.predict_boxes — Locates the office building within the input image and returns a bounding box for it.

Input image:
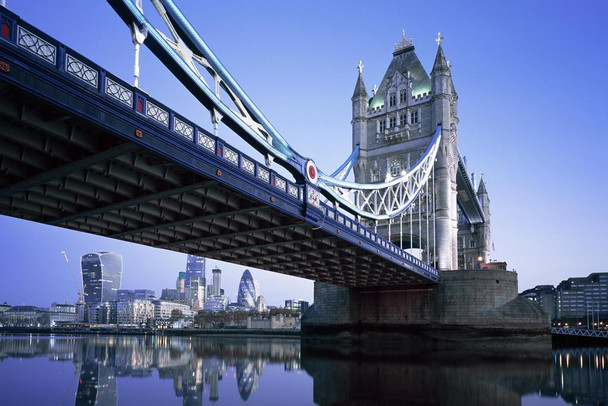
[285,299,310,315]
[237,270,258,309]
[556,273,608,322]
[116,299,154,325]
[81,252,123,305]
[188,277,205,310]
[521,272,608,325]
[185,255,206,289]
[208,267,223,297]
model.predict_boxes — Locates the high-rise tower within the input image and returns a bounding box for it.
[208,267,222,297]
[81,252,123,305]
[185,255,206,289]
[237,270,258,309]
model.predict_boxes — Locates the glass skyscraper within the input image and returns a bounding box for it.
[81,252,123,305]
[185,255,206,289]
[237,270,258,309]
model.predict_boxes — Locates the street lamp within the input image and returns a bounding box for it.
[477,256,483,270]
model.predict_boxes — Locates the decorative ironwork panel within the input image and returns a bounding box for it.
[275,177,286,192]
[65,54,98,88]
[224,147,238,166]
[105,77,133,106]
[146,101,169,126]
[288,184,298,198]
[241,157,255,175]
[173,116,194,140]
[257,167,270,182]
[17,26,56,64]
[198,133,215,152]
[307,187,320,208]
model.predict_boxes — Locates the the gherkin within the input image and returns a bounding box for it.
[237,270,258,309]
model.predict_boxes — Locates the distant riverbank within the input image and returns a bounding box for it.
[0,326,301,337]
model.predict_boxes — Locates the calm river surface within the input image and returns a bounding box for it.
[0,334,605,405]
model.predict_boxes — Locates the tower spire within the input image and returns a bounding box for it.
[432,40,450,73]
[352,60,368,99]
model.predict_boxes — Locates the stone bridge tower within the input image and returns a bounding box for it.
[352,32,480,270]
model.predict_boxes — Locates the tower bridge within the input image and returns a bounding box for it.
[0,5,437,288]
[0,1,549,337]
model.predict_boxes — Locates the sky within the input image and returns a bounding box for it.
[0,0,606,307]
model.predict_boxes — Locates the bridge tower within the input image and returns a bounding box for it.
[351,32,484,271]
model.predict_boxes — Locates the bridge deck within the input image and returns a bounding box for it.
[0,9,438,287]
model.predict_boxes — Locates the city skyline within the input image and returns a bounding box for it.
[0,0,606,308]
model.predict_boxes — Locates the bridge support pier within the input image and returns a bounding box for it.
[302,270,550,348]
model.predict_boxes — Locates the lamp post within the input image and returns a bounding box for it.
[477,256,483,270]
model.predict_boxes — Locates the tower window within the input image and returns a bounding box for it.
[399,90,407,104]
[389,116,396,128]
[379,119,386,132]
[389,93,396,107]
[390,155,404,177]
[411,110,419,124]
[399,114,406,126]
[370,169,379,182]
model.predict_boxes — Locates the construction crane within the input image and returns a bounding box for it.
[61,251,85,304]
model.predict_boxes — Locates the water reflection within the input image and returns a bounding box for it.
[548,348,608,404]
[0,335,302,405]
[0,334,606,405]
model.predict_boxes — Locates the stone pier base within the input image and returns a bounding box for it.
[302,270,550,350]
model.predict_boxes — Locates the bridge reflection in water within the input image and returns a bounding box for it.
[0,335,606,405]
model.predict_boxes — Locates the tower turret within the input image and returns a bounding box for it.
[430,33,459,270]
[352,60,369,180]
[352,60,369,149]
[476,176,491,263]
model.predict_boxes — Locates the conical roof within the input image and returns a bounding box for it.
[352,71,368,99]
[432,44,450,73]
[477,176,488,195]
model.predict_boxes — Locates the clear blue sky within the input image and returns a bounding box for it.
[0,0,606,307]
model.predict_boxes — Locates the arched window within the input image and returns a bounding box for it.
[390,155,405,177]
[370,168,379,182]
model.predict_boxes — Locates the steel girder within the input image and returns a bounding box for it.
[106,0,441,222]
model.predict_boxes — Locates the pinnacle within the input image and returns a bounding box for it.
[432,44,450,73]
[352,70,368,99]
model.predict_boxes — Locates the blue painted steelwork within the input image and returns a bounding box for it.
[457,155,486,224]
[551,327,608,339]
[105,0,440,221]
[0,7,439,283]
[318,126,441,220]
[108,0,308,178]
[330,145,359,180]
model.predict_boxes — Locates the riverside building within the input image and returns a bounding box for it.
[521,272,608,326]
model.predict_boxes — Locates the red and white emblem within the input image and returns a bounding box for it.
[305,160,318,184]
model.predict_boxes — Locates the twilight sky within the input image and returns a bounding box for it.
[0,0,606,307]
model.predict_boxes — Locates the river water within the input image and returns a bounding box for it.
[0,334,605,405]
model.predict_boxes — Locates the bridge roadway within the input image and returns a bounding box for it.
[0,9,438,287]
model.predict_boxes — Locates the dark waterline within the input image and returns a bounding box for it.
[0,334,604,405]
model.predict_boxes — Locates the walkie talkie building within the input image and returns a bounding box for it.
[81,252,123,305]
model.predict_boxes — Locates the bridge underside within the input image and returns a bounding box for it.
[0,81,432,288]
